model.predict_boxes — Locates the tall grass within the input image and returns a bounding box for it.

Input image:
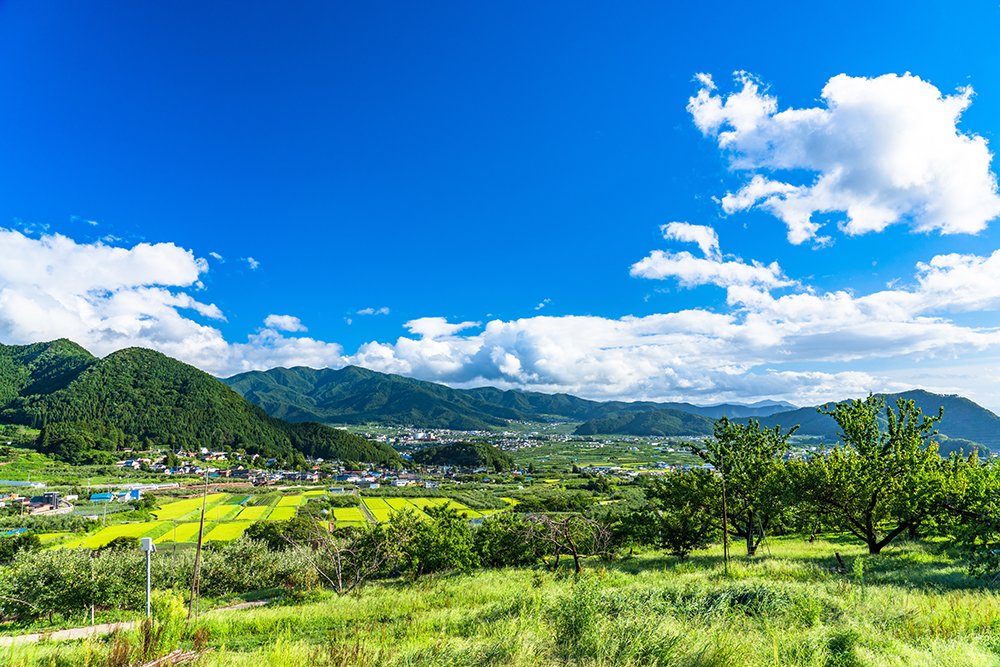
[8,536,1000,666]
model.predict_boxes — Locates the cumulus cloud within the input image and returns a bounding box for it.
[263,314,308,332]
[0,230,346,377]
[209,252,224,262]
[535,299,551,310]
[661,222,721,259]
[690,72,1000,244]
[630,223,794,290]
[341,229,1000,406]
[246,257,260,270]
[356,307,390,315]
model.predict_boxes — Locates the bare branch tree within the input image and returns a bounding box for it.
[525,514,614,574]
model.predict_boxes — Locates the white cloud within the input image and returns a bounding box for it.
[690,72,1000,244]
[246,257,260,270]
[535,299,551,310]
[263,314,308,332]
[0,230,347,377]
[209,252,224,262]
[661,222,721,259]
[630,223,794,290]
[341,231,1000,407]
[357,307,390,316]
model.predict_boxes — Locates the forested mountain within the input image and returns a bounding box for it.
[0,340,400,465]
[745,390,1000,454]
[410,441,514,471]
[221,365,795,429]
[574,408,717,437]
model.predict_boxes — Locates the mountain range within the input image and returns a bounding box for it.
[222,366,999,454]
[220,365,795,430]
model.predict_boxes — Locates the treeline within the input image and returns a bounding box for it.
[626,395,1000,562]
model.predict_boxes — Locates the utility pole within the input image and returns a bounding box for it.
[188,473,209,620]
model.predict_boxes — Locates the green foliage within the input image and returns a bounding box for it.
[411,440,514,471]
[788,394,946,554]
[100,535,140,552]
[474,512,536,568]
[399,505,478,577]
[640,469,719,560]
[691,416,797,555]
[0,531,41,563]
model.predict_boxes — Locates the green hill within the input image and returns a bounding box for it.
[410,441,514,471]
[0,340,400,465]
[574,408,717,437]
[221,365,794,429]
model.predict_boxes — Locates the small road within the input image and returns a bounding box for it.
[0,597,278,647]
[358,500,376,524]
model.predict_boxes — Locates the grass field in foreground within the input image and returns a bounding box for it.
[15,535,1000,666]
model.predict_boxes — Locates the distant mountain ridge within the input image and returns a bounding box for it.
[222,366,1000,454]
[0,340,400,464]
[744,390,1000,454]
[220,365,797,430]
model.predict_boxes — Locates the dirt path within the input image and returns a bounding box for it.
[0,597,278,647]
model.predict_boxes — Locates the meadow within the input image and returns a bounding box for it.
[6,536,1000,667]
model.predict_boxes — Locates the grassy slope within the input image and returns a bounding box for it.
[9,536,1000,666]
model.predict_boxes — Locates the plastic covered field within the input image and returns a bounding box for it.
[267,507,297,521]
[276,495,303,507]
[153,494,228,520]
[62,521,166,549]
[332,507,367,522]
[154,522,205,544]
[204,521,253,542]
[236,506,271,521]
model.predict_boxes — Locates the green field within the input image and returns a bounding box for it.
[61,521,167,549]
[276,495,303,507]
[236,506,271,521]
[332,507,367,523]
[267,507,297,521]
[204,521,253,542]
[154,522,205,544]
[153,493,228,520]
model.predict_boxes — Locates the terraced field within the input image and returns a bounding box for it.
[154,522,206,544]
[267,507,297,521]
[236,506,271,521]
[153,493,228,520]
[62,521,167,549]
[204,521,253,542]
[332,507,368,523]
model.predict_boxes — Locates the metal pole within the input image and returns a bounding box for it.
[146,548,152,618]
[721,450,730,575]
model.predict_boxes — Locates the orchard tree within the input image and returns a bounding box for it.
[690,417,798,556]
[787,394,944,555]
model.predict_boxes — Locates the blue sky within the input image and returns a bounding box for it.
[3,1,1000,409]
